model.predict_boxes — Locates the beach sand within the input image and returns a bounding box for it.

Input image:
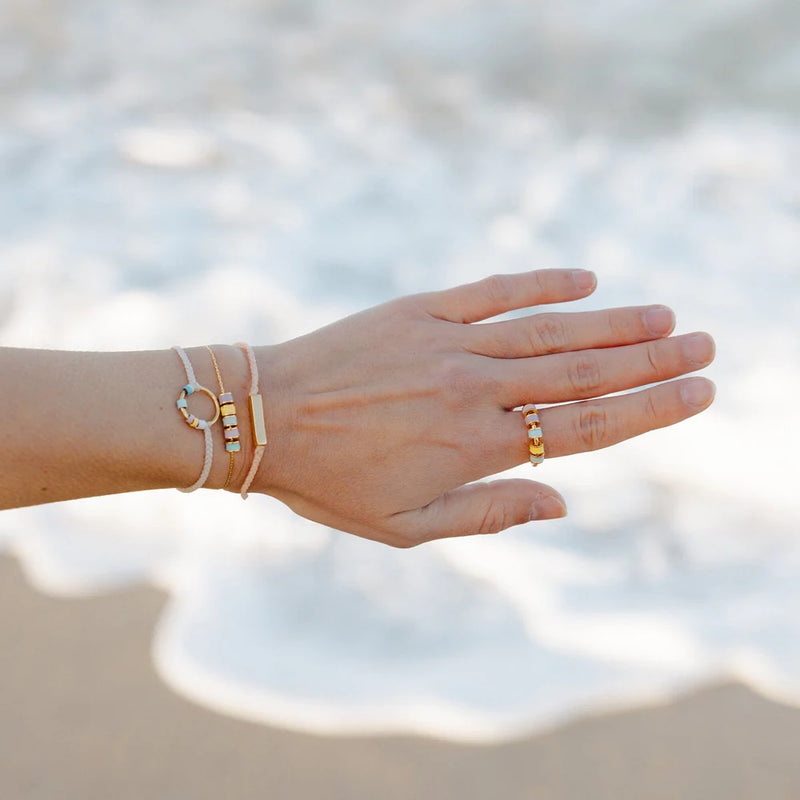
[2,553,799,800]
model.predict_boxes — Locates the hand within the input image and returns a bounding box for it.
[251,269,715,547]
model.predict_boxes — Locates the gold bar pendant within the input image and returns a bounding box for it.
[249,394,268,447]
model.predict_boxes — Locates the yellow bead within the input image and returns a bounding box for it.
[529,443,545,456]
[220,403,236,417]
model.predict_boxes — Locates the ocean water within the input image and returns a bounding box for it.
[1,0,799,741]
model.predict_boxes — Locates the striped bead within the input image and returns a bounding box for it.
[521,403,544,467]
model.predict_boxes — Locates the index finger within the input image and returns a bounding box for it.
[417,269,597,324]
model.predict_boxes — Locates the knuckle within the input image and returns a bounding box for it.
[385,518,425,548]
[530,313,568,353]
[607,308,632,340]
[574,404,609,451]
[440,357,484,403]
[531,269,547,297]
[482,273,515,307]
[391,533,420,549]
[390,294,426,319]
[477,499,510,536]
[568,354,602,395]
[645,341,662,374]
[643,390,661,424]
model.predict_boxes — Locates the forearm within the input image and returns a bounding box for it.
[0,344,261,509]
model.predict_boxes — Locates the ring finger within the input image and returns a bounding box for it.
[492,331,715,406]
[478,376,716,477]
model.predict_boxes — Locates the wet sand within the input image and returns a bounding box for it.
[2,555,800,799]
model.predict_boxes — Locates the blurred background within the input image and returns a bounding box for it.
[1,0,799,796]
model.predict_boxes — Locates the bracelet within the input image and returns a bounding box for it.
[172,346,221,492]
[235,342,267,499]
[205,345,241,490]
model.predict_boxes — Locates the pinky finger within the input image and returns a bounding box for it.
[538,376,716,458]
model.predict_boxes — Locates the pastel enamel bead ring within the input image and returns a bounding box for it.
[522,403,545,466]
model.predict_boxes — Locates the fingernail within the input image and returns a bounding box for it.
[681,377,716,410]
[530,495,568,521]
[571,270,596,291]
[683,332,715,367]
[644,306,675,336]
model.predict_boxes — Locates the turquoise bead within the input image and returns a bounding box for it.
[177,397,188,409]
[225,441,241,453]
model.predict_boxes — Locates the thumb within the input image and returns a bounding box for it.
[394,479,567,545]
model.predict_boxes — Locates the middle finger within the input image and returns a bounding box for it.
[491,331,715,406]
[463,304,676,358]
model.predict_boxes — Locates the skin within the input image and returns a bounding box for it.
[0,269,716,548]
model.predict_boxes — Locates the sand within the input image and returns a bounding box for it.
[2,553,800,800]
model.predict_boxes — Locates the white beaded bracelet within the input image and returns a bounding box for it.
[172,346,221,492]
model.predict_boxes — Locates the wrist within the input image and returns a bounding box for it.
[174,344,249,493]
[168,341,289,497]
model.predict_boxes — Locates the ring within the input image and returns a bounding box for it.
[521,403,544,466]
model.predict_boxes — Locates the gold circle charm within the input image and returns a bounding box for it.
[176,383,221,430]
